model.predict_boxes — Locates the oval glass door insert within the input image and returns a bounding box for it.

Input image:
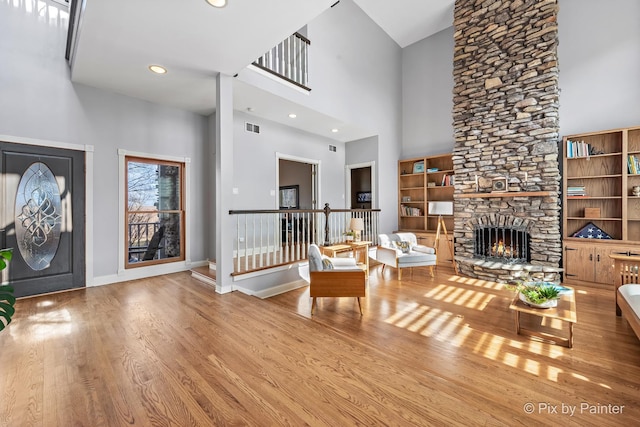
[15,162,62,271]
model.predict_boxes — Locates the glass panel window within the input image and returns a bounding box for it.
[126,157,185,268]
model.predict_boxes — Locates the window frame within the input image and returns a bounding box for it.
[124,155,186,269]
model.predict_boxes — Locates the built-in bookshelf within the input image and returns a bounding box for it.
[562,125,640,287]
[398,154,454,232]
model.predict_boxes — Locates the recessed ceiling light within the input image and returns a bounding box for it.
[148,65,167,74]
[331,128,339,133]
[205,0,227,7]
[288,113,297,118]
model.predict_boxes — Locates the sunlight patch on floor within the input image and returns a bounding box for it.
[12,308,73,341]
[424,283,494,310]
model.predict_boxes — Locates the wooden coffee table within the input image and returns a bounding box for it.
[509,288,577,348]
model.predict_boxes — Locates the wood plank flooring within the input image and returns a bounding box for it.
[0,266,639,426]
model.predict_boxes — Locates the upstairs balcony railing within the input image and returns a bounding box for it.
[253,32,310,90]
[229,204,380,275]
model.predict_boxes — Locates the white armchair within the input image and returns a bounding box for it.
[373,233,436,280]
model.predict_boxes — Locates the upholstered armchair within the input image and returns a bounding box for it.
[299,244,366,315]
[374,232,436,280]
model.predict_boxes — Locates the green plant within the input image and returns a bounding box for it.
[505,273,560,305]
[343,230,356,237]
[519,284,559,304]
[0,248,15,332]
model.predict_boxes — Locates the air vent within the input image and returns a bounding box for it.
[245,122,260,134]
[329,145,337,152]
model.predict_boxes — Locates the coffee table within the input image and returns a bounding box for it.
[509,288,577,348]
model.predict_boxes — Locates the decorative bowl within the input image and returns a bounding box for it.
[519,292,558,309]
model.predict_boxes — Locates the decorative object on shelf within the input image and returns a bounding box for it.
[413,161,425,174]
[491,177,508,193]
[584,208,601,218]
[427,182,436,187]
[349,218,364,242]
[572,222,612,239]
[401,196,411,202]
[633,186,640,197]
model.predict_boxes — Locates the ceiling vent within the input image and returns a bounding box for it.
[245,122,260,134]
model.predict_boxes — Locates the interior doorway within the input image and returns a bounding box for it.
[276,155,318,210]
[346,161,375,209]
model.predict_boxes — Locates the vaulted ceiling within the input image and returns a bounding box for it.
[68,0,454,141]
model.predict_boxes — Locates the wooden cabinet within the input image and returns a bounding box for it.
[562,125,640,287]
[398,154,454,233]
[563,243,614,286]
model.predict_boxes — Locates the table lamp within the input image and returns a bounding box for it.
[350,218,364,242]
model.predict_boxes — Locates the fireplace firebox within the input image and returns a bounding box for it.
[474,225,530,263]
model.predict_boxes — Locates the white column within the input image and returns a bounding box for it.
[215,73,234,293]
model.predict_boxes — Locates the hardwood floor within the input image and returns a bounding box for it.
[1,266,639,426]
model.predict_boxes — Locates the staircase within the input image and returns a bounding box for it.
[191,261,216,288]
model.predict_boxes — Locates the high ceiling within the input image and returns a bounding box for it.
[69,0,454,142]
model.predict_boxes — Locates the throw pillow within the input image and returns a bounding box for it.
[322,258,334,270]
[308,244,324,272]
[393,240,411,253]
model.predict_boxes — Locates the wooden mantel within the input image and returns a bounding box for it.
[455,191,552,199]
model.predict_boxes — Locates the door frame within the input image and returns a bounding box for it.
[346,161,376,209]
[275,152,320,210]
[0,134,94,287]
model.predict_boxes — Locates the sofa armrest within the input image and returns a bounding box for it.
[375,246,398,267]
[328,257,358,268]
[413,244,435,254]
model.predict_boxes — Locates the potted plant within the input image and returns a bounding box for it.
[506,273,561,309]
[0,248,15,332]
[343,230,355,242]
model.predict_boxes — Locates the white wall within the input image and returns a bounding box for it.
[236,0,402,233]
[402,27,455,158]
[233,111,348,210]
[401,0,640,151]
[558,0,640,136]
[0,1,209,280]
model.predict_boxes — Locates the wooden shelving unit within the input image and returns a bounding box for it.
[398,154,454,233]
[562,125,640,287]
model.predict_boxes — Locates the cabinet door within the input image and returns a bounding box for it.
[564,244,594,282]
[594,247,616,285]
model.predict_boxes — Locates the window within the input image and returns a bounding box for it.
[125,156,185,268]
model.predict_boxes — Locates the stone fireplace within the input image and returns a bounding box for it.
[474,218,530,263]
[451,0,562,281]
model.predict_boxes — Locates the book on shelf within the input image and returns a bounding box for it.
[567,186,586,197]
[566,139,594,158]
[628,155,640,175]
[400,205,422,217]
[440,174,455,186]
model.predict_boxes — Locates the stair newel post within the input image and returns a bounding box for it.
[323,203,331,246]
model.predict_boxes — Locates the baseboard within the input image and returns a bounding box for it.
[234,279,308,299]
[90,259,209,287]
